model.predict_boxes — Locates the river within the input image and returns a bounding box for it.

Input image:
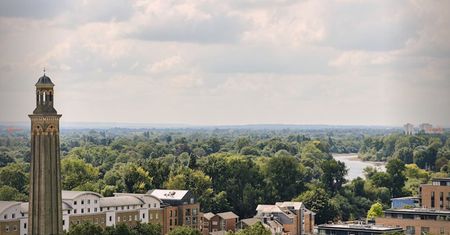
[332,153,386,180]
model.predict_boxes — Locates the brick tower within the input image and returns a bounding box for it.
[28,73,63,235]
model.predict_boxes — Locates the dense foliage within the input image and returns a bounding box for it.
[65,222,161,235]
[0,126,449,225]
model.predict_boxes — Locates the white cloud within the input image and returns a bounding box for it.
[0,0,449,126]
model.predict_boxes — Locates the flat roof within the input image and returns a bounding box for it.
[318,224,403,232]
[390,196,420,201]
[148,189,189,201]
[432,178,450,182]
[385,208,450,216]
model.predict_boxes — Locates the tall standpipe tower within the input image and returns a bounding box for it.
[28,73,63,235]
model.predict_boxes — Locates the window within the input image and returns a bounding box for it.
[193,208,198,216]
[24,223,27,229]
[13,225,17,231]
[12,213,15,218]
[421,227,430,234]
[81,209,84,213]
[118,216,121,222]
[154,203,156,208]
[63,220,65,226]
[109,216,112,222]
[81,200,84,205]
[431,192,435,208]
[95,208,98,212]
[5,225,9,232]
[74,209,77,214]
[150,213,153,220]
[143,213,146,219]
[156,213,159,219]
[170,211,173,217]
[88,208,90,213]
[129,215,132,221]
[127,206,130,209]
[88,199,91,204]
[440,227,444,235]
[4,214,6,219]
[170,219,172,226]
[135,215,138,220]
[74,201,77,205]
[121,206,124,210]
[68,210,71,214]
[94,200,97,204]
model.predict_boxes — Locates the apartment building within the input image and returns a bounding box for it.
[376,208,450,235]
[375,178,450,235]
[0,189,198,235]
[254,201,315,235]
[201,211,239,235]
[420,178,450,210]
[148,189,201,235]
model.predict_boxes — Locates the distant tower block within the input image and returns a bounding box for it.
[403,123,414,135]
[28,73,63,235]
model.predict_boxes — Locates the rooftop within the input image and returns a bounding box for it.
[203,212,216,220]
[62,191,102,200]
[0,201,21,215]
[385,208,450,215]
[240,218,260,226]
[36,74,54,87]
[100,196,144,207]
[318,224,403,232]
[148,189,189,201]
[217,211,239,220]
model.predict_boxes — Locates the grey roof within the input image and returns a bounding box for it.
[217,211,239,220]
[275,201,304,210]
[148,189,189,201]
[240,218,260,226]
[203,212,216,220]
[385,208,450,215]
[256,205,284,213]
[100,196,144,207]
[20,201,72,213]
[36,75,54,87]
[62,191,102,200]
[113,193,162,203]
[0,201,21,214]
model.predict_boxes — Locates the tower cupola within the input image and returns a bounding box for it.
[33,73,57,114]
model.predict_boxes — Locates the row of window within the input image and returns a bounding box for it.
[73,199,98,205]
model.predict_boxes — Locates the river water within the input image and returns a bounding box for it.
[332,153,386,180]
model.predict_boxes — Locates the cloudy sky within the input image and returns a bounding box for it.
[0,0,449,126]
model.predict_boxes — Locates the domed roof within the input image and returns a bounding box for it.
[36,74,54,87]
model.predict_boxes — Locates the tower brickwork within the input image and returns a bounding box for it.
[28,74,63,235]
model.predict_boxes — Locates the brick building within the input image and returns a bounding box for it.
[201,211,239,234]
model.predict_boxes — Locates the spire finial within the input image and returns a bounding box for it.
[43,67,46,75]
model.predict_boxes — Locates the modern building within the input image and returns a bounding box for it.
[375,178,450,235]
[420,178,450,210]
[201,211,239,235]
[318,223,403,235]
[375,208,450,235]
[148,189,201,234]
[254,201,315,235]
[28,73,63,234]
[390,197,420,209]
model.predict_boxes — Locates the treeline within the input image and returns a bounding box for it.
[359,133,450,171]
[0,128,448,225]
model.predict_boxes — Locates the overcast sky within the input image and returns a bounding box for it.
[0,0,449,126]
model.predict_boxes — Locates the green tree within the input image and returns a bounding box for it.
[133,223,161,235]
[265,152,305,201]
[231,222,271,235]
[0,163,28,192]
[386,158,406,197]
[66,222,103,235]
[168,226,201,235]
[0,185,27,201]
[295,187,336,224]
[320,159,348,195]
[367,202,384,219]
[61,157,99,190]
